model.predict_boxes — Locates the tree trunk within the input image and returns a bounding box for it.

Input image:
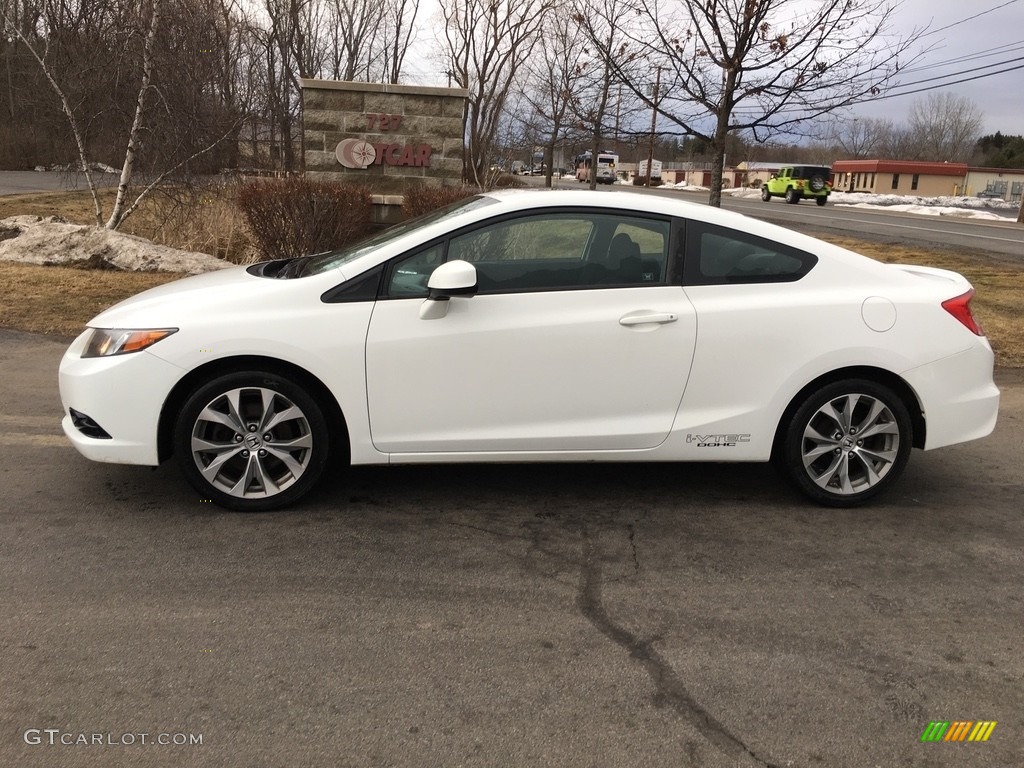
[106,0,162,230]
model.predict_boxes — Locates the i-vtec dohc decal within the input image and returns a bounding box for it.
[686,434,751,447]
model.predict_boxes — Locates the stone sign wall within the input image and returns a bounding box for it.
[300,79,468,194]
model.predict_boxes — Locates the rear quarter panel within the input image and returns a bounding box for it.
[665,251,983,460]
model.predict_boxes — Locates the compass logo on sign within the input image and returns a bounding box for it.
[335,138,377,169]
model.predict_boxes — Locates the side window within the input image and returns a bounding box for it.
[385,244,444,298]
[448,213,670,293]
[684,222,817,285]
[449,215,592,265]
[610,220,668,283]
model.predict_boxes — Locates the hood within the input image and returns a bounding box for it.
[87,264,331,328]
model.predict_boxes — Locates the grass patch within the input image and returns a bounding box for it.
[0,262,180,336]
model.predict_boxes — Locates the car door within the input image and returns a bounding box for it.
[364,210,697,454]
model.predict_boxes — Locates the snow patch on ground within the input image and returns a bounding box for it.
[0,216,230,275]
[832,202,1006,220]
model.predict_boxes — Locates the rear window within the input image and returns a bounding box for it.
[683,222,817,285]
[793,166,831,179]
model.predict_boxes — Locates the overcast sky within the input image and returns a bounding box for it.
[408,0,1023,137]
[828,0,1024,134]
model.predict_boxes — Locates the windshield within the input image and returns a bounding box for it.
[300,194,497,276]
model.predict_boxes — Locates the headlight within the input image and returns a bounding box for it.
[82,328,178,358]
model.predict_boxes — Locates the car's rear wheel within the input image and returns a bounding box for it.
[816,196,827,206]
[174,371,330,511]
[778,380,912,506]
[785,188,800,204]
[761,187,771,201]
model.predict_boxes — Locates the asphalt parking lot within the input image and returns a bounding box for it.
[1,327,1022,767]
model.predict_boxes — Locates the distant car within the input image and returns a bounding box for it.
[976,189,1003,199]
[763,166,832,206]
[59,190,998,511]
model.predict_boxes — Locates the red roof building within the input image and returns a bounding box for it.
[831,160,968,196]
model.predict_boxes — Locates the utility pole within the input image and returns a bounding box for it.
[645,66,661,188]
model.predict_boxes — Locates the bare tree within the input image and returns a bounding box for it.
[905,92,982,163]
[615,0,924,206]
[829,116,896,159]
[572,0,623,190]
[440,0,550,187]
[379,0,419,83]
[524,7,587,187]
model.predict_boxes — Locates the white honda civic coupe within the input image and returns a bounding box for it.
[59,189,999,510]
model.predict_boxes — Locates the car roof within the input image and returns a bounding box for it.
[477,188,751,229]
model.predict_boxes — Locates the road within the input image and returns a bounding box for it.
[1,328,1022,767]
[0,170,118,196]
[536,175,1024,260]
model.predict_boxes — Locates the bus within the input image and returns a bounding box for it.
[575,151,619,184]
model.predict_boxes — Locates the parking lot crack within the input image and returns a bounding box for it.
[576,522,780,768]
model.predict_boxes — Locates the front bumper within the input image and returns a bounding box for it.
[59,330,185,465]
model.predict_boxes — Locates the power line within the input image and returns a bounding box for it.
[887,55,1024,90]
[899,41,1024,76]
[862,60,1024,102]
[918,0,1020,39]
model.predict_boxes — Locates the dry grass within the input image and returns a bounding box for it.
[1,188,1021,366]
[0,262,180,336]
[0,182,256,263]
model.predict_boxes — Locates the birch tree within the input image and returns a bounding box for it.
[440,0,550,187]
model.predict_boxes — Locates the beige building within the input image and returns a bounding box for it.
[963,167,1024,201]
[831,160,967,196]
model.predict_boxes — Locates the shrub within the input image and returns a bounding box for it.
[402,184,477,219]
[236,177,374,261]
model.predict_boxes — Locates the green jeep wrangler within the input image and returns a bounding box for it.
[762,166,832,206]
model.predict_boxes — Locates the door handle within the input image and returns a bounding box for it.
[619,312,678,326]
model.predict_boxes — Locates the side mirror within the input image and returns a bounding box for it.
[420,260,478,320]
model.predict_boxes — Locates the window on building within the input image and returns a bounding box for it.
[891,174,900,190]
[911,174,919,190]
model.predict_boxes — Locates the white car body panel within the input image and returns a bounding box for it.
[366,286,697,452]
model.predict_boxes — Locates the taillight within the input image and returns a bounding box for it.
[941,289,984,336]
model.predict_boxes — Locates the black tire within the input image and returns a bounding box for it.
[174,371,331,511]
[785,188,800,204]
[816,196,827,207]
[809,175,826,193]
[761,187,772,202]
[776,379,912,507]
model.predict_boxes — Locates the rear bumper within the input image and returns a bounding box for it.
[902,343,1000,450]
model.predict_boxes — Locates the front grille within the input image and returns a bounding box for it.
[69,408,112,439]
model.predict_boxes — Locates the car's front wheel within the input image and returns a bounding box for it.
[761,187,771,201]
[174,371,330,511]
[777,380,912,506]
[785,188,800,204]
